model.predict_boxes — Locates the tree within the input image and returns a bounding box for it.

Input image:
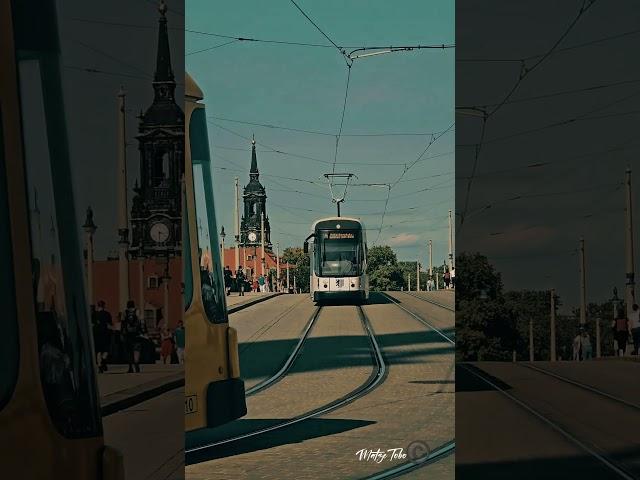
[367,245,404,291]
[456,253,518,361]
[282,247,310,293]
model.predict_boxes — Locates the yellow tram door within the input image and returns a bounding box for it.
[184,72,247,432]
[0,1,123,478]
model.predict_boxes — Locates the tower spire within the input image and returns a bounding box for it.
[250,136,259,179]
[155,1,173,83]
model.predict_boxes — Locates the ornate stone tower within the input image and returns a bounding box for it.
[130,0,184,258]
[240,137,271,249]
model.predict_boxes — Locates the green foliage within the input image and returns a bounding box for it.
[456,253,518,361]
[282,247,310,293]
[367,245,404,291]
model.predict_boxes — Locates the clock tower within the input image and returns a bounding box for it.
[130,1,184,258]
[240,137,271,249]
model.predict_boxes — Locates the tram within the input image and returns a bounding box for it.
[304,217,369,304]
[0,1,123,478]
[184,72,247,433]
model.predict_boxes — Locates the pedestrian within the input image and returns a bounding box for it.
[122,300,145,373]
[160,327,174,364]
[223,266,232,296]
[174,321,185,364]
[444,269,450,289]
[252,276,258,293]
[258,274,265,293]
[572,332,581,361]
[615,314,630,357]
[581,330,592,360]
[629,303,640,355]
[110,310,123,362]
[450,267,456,289]
[92,300,112,373]
[236,267,245,296]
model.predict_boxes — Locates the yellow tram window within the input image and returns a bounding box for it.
[0,117,20,409]
[183,180,193,309]
[188,107,227,324]
[18,58,101,438]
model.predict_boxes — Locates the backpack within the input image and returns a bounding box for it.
[123,309,140,336]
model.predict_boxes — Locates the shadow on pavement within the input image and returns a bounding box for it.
[186,417,375,464]
[239,328,455,381]
[456,364,512,392]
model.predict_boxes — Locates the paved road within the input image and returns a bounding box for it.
[103,387,184,480]
[186,292,455,479]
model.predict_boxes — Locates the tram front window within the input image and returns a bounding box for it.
[18,58,100,438]
[318,231,361,277]
[0,119,19,409]
[189,107,226,323]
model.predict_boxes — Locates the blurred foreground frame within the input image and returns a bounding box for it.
[1,0,185,479]
[456,0,640,478]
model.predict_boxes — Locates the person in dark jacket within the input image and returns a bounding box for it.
[122,300,146,373]
[92,300,112,373]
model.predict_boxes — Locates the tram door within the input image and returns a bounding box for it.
[0,1,123,478]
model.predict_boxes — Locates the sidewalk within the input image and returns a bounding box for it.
[226,291,284,313]
[99,363,184,416]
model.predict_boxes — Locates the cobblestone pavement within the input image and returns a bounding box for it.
[231,294,315,390]
[186,292,454,479]
[385,291,455,334]
[405,290,454,310]
[474,361,640,477]
[456,363,627,479]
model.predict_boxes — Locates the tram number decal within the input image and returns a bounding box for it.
[185,395,198,415]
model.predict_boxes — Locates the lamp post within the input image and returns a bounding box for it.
[220,226,226,268]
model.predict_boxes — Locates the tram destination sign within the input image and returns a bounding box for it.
[328,232,355,239]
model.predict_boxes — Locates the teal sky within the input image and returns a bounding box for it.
[186,0,454,267]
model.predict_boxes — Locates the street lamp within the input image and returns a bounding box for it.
[220,226,226,267]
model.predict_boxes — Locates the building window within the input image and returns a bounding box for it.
[144,308,157,330]
[147,275,159,289]
[246,255,253,261]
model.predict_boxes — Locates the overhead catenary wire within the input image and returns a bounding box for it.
[457,0,599,230]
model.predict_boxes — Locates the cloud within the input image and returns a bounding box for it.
[388,233,420,247]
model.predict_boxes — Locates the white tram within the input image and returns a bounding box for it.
[304,217,369,304]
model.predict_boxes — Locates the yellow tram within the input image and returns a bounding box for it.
[0,1,123,478]
[184,72,247,432]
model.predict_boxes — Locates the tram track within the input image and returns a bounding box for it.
[459,363,637,480]
[400,291,455,313]
[186,305,386,465]
[519,363,640,412]
[355,292,455,479]
[245,306,322,396]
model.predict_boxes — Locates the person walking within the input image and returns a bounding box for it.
[444,269,450,289]
[122,300,145,373]
[236,267,245,296]
[258,274,266,293]
[223,266,232,296]
[450,267,456,289]
[581,331,592,360]
[160,327,174,364]
[615,314,630,357]
[92,300,112,373]
[252,276,258,293]
[174,321,185,364]
[629,303,640,355]
[572,332,582,361]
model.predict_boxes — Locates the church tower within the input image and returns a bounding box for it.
[240,137,271,249]
[130,0,184,258]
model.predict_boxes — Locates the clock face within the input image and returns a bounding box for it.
[150,222,170,243]
[248,231,257,242]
